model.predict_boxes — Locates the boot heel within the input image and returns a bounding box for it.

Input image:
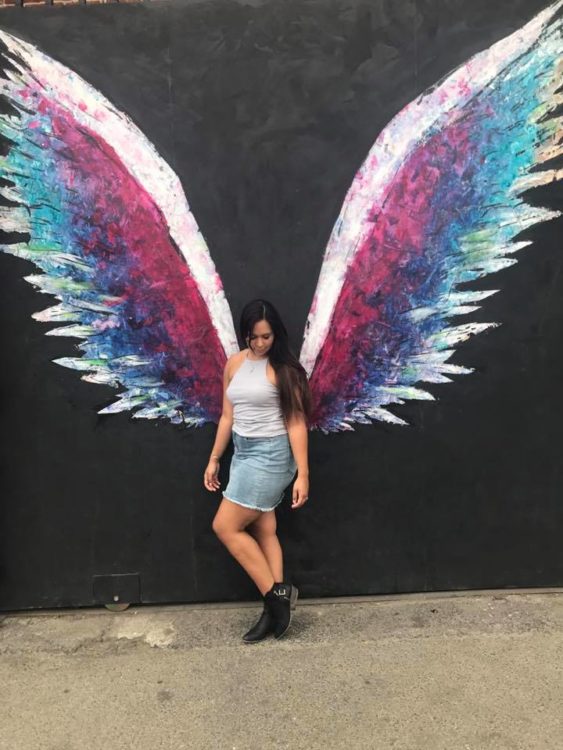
[290,585,299,610]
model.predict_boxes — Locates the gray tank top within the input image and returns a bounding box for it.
[226,353,287,437]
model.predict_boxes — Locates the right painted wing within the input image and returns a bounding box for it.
[0,30,238,425]
[300,3,563,432]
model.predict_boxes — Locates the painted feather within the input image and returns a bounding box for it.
[0,31,238,425]
[300,2,563,432]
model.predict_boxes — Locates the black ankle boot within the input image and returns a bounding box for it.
[264,582,299,639]
[242,601,274,643]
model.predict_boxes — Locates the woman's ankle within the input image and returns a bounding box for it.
[259,578,276,597]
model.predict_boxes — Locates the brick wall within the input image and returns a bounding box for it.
[1,0,143,6]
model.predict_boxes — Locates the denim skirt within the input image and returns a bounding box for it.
[223,431,297,512]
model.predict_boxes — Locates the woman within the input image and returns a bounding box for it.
[204,299,312,642]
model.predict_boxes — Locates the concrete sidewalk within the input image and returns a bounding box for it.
[1,589,562,750]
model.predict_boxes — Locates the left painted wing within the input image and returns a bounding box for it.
[0,31,238,425]
[300,3,563,432]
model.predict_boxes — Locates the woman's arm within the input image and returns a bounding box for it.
[203,358,235,492]
[286,409,309,509]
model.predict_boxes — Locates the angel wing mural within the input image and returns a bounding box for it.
[0,3,561,433]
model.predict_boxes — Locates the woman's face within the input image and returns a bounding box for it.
[248,319,274,357]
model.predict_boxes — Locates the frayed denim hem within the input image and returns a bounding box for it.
[222,493,283,512]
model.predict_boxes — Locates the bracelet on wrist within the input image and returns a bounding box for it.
[210,454,221,462]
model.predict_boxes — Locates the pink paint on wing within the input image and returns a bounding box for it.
[309,117,474,426]
[44,98,226,417]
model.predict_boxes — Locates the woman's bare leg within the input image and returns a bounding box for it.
[212,498,275,595]
[248,510,283,583]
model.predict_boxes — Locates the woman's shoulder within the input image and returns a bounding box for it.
[225,349,247,379]
[227,349,248,365]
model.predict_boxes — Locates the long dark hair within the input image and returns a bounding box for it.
[239,299,312,426]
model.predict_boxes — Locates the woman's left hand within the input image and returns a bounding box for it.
[291,475,309,509]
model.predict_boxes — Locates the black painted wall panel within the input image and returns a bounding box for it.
[0,0,561,610]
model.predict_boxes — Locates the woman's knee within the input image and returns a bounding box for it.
[212,511,247,540]
[212,500,259,541]
[212,514,229,540]
[249,511,277,540]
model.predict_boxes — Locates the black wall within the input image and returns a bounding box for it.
[1,0,562,610]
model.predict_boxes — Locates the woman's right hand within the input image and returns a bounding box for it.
[204,459,221,492]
